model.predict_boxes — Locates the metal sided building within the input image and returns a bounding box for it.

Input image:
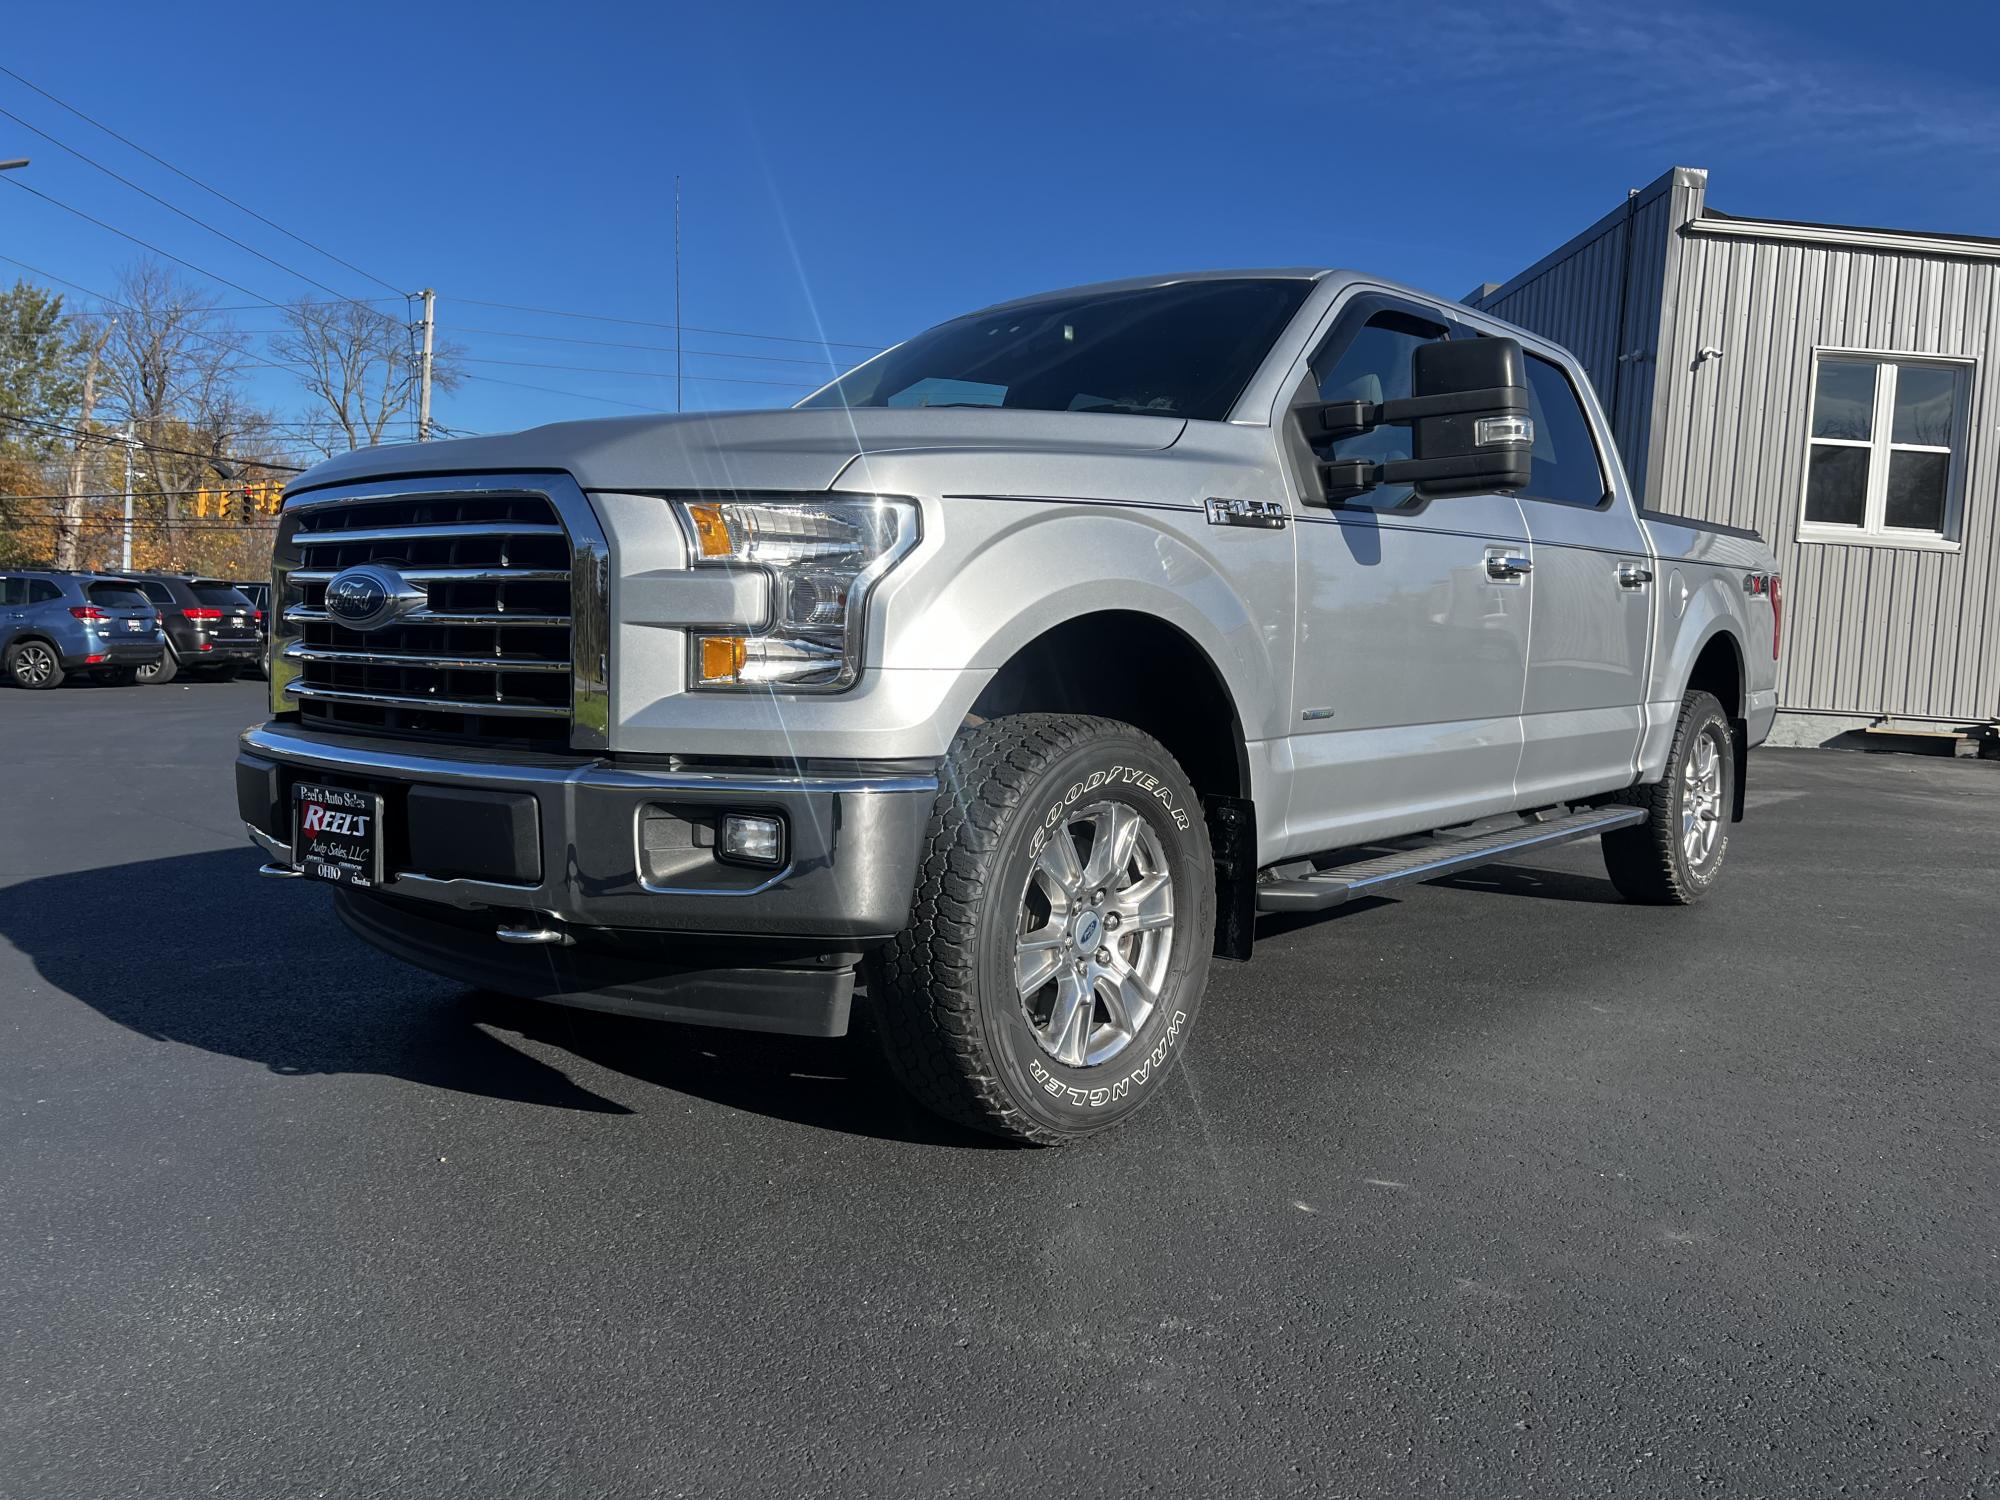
[1468,166,2000,746]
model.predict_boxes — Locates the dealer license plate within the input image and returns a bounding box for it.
[292,782,384,887]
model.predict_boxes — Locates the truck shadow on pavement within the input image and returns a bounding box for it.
[1,849,997,1146]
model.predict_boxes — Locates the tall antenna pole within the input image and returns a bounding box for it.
[675,175,683,414]
[416,288,436,440]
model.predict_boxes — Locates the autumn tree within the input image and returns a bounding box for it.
[273,295,459,456]
[0,280,94,566]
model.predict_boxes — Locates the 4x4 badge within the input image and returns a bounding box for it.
[1204,497,1287,530]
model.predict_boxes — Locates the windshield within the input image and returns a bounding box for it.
[799,278,1312,422]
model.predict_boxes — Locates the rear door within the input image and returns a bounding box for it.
[1510,351,1653,804]
[1279,294,1532,856]
[0,576,26,649]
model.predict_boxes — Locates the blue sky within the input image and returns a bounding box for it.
[5,0,1998,453]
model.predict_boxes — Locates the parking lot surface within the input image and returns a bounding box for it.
[2,679,1995,1497]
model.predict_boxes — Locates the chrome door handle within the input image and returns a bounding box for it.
[1617,563,1654,588]
[1485,553,1532,581]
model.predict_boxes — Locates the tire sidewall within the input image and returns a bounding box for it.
[972,735,1214,1137]
[1671,698,1734,893]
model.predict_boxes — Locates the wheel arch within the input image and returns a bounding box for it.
[1682,626,1749,822]
[969,609,1260,960]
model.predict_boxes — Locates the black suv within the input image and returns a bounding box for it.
[125,574,261,684]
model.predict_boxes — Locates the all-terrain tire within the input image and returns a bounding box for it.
[873,713,1216,1145]
[1602,689,1734,905]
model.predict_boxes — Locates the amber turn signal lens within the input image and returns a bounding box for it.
[697,634,748,683]
[686,502,735,560]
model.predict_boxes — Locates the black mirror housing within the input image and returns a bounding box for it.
[1405,338,1532,498]
[1294,335,1535,503]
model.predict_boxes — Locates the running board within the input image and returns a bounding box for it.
[1254,806,1648,913]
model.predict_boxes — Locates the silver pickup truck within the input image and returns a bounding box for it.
[237,269,1780,1144]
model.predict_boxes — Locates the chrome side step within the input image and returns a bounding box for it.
[1254,806,1648,913]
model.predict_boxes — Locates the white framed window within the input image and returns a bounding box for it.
[1800,351,1971,549]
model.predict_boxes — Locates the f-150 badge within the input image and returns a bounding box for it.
[1204,497,1287,529]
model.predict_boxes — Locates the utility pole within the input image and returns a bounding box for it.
[416,288,436,440]
[675,176,683,413]
[120,423,135,572]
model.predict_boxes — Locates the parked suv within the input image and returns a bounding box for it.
[1,570,166,688]
[125,574,261,684]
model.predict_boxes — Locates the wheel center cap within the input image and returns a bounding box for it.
[1072,910,1103,950]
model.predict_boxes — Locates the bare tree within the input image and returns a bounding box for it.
[94,261,258,536]
[273,296,458,456]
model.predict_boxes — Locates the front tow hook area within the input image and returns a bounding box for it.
[257,862,304,880]
[496,919,573,947]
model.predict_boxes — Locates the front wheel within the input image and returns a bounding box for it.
[872,713,1215,1145]
[1602,689,1734,905]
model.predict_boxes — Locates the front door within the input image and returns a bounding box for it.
[1278,296,1532,859]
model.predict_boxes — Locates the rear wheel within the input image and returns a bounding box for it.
[5,639,64,690]
[136,650,178,685]
[1602,689,1734,905]
[872,713,1215,1145]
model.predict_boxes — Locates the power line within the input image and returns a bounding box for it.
[453,296,884,351]
[458,355,816,388]
[0,178,400,348]
[0,62,407,297]
[0,412,306,472]
[455,372,671,413]
[0,101,395,315]
[443,325,848,367]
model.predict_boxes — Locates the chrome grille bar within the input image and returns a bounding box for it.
[285,605,571,628]
[290,566,571,585]
[283,643,571,673]
[293,522,566,546]
[284,682,571,718]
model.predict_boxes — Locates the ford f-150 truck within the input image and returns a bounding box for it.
[237,270,1781,1144]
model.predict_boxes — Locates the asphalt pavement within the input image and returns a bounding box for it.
[2,678,1995,1498]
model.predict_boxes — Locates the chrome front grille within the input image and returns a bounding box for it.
[272,479,607,749]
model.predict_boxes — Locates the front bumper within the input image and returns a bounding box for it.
[236,722,938,1035]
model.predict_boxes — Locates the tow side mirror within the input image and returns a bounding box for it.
[1294,336,1535,503]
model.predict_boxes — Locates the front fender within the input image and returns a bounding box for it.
[877,498,1293,744]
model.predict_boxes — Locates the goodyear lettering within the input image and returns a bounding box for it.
[1027,764,1192,856]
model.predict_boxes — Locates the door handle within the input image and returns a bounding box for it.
[1617,562,1654,589]
[1484,552,1532,581]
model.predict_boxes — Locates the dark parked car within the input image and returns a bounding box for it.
[231,579,271,677]
[1,570,166,688]
[124,573,261,684]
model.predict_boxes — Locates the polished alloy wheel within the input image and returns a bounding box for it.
[1682,724,1725,868]
[12,641,56,686]
[1014,800,1176,1068]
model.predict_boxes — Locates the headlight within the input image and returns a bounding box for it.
[671,494,921,691]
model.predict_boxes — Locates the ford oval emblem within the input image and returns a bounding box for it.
[323,564,424,632]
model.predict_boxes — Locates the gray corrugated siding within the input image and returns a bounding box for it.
[1654,220,2000,723]
[1481,169,1999,725]
[1467,172,1677,493]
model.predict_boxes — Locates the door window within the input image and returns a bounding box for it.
[1519,355,1609,508]
[1308,306,1453,509]
[26,579,62,604]
[0,578,23,606]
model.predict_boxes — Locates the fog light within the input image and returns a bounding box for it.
[720,812,785,867]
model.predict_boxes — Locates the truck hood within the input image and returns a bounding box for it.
[285,407,1190,497]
